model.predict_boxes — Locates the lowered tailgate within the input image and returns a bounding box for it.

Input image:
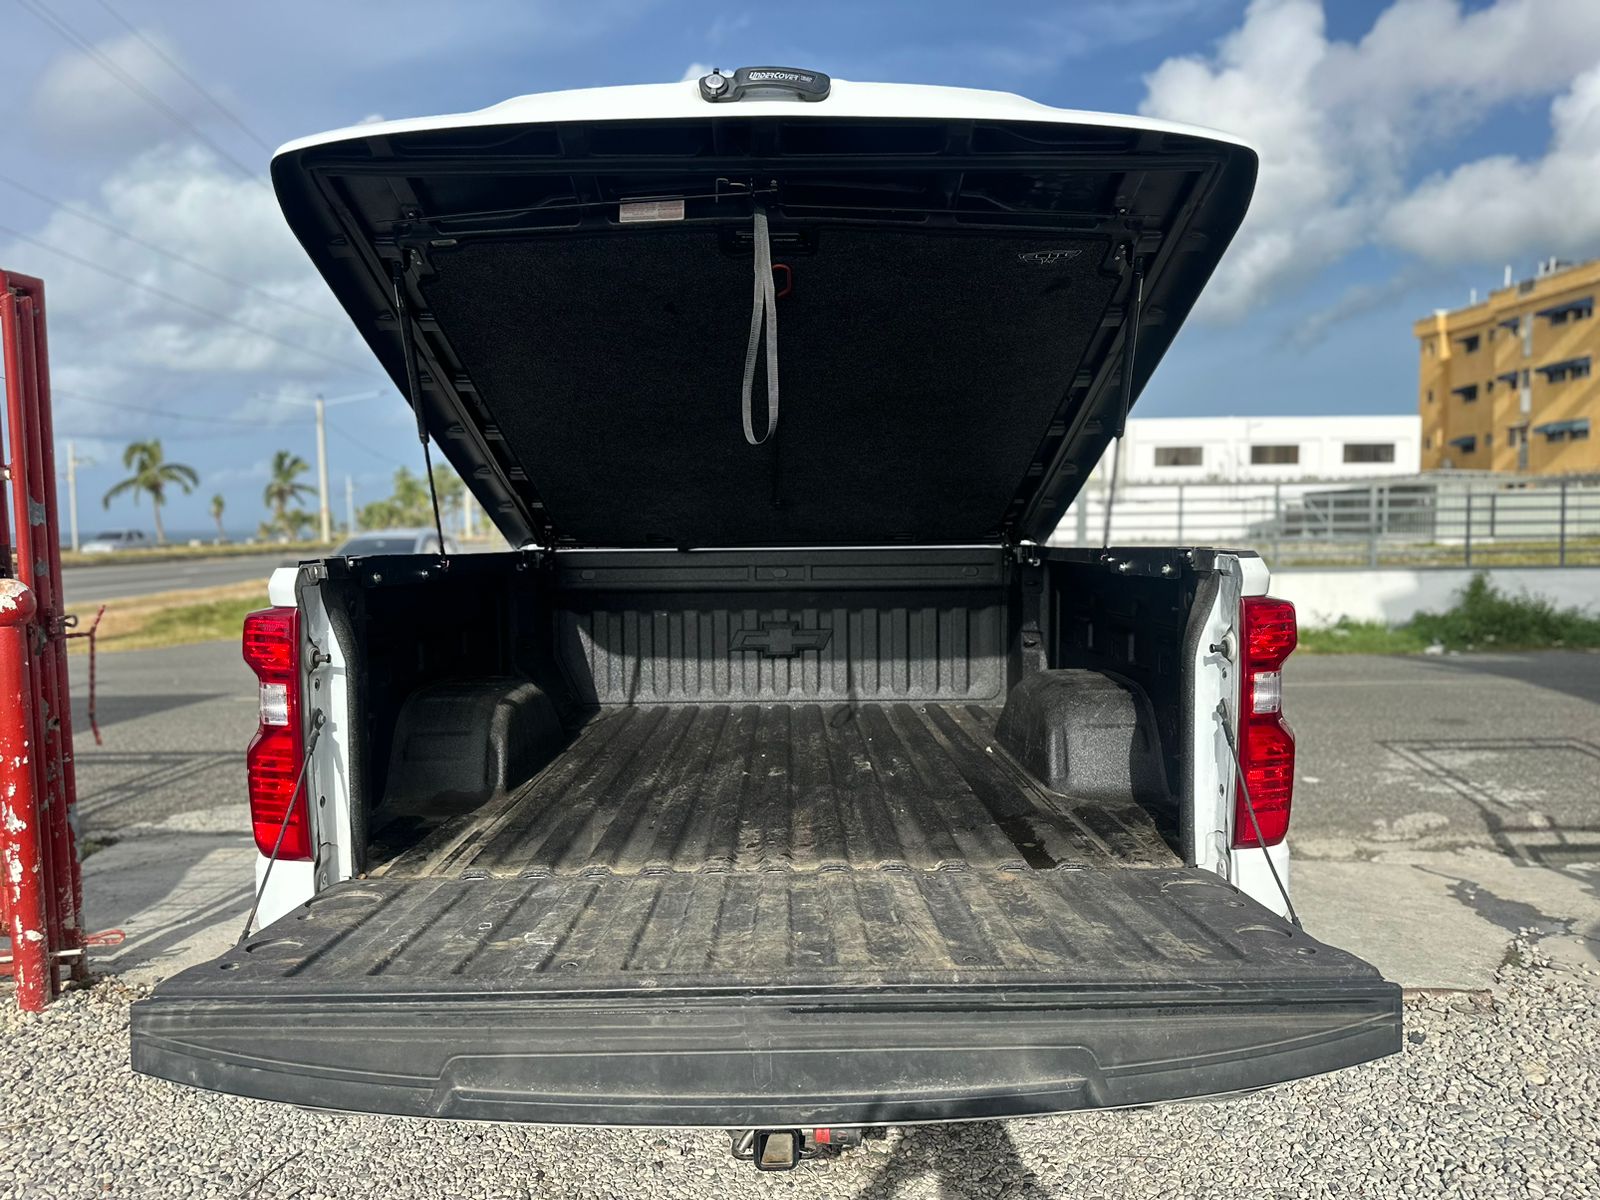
[132,866,1400,1125]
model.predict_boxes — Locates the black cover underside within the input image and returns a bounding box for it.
[421,228,1115,546]
[372,702,1178,878]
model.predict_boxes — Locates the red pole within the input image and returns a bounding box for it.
[1,270,83,1007]
[2,290,64,991]
[24,282,86,979]
[0,299,9,943]
[13,294,79,977]
[1,288,36,592]
[0,578,48,1012]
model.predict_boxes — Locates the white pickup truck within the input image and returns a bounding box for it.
[132,69,1399,1165]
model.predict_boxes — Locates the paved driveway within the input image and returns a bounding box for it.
[11,642,1592,1199]
[66,641,1600,988]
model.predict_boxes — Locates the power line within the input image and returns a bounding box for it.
[13,0,266,184]
[90,0,276,153]
[0,220,369,372]
[0,173,329,321]
[326,418,402,465]
[51,388,305,443]
[54,387,285,427]
[60,426,261,444]
[261,388,384,410]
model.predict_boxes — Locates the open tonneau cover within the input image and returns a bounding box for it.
[269,78,1256,549]
[132,867,1398,1125]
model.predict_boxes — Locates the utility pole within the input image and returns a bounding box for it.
[462,488,475,539]
[65,442,80,552]
[345,474,355,535]
[315,393,332,543]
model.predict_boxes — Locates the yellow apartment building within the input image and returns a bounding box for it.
[1416,258,1599,475]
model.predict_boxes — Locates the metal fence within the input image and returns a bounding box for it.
[1051,474,1600,568]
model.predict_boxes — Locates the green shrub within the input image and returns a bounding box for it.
[1300,573,1600,654]
[1408,574,1600,651]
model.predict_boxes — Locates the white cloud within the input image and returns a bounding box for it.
[1139,0,1600,321]
[2,144,364,379]
[986,0,1218,75]
[205,460,274,487]
[1142,0,1351,319]
[28,30,211,154]
[228,385,325,430]
[1281,267,1432,351]
[229,383,395,430]
[1384,64,1600,265]
[1321,0,1600,121]
[680,62,712,82]
[705,14,751,45]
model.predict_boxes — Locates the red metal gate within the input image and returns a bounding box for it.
[0,269,86,1010]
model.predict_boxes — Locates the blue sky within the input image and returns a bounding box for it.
[3,0,1599,536]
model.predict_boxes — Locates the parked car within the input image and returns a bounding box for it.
[334,528,454,556]
[132,69,1400,1168]
[79,529,150,554]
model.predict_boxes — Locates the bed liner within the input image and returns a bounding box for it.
[370,701,1179,878]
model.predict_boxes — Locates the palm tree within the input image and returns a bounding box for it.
[263,450,315,535]
[209,493,227,543]
[101,439,198,545]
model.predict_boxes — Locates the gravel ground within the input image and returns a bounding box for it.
[1,941,1595,1200]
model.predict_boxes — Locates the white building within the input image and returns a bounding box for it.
[1053,414,1425,547]
[1097,414,1422,485]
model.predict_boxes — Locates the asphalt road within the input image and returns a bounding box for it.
[61,540,511,603]
[38,640,1600,1200]
[60,553,290,603]
[1287,650,1600,861]
[66,641,1600,855]
[70,640,256,836]
[63,641,1599,997]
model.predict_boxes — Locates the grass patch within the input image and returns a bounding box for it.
[61,540,330,568]
[77,835,119,861]
[69,581,267,654]
[1300,573,1600,655]
[62,535,506,569]
[1271,537,1600,570]
[119,593,265,652]
[1299,619,1432,655]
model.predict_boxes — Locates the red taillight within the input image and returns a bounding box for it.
[1234,596,1296,849]
[242,607,310,860]
[1243,599,1297,665]
[242,605,296,677]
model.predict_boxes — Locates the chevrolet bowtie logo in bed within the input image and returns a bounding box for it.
[731,621,834,657]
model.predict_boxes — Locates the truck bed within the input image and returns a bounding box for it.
[133,592,1401,1128]
[370,701,1179,879]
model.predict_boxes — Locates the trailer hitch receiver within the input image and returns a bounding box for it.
[730,1128,803,1171]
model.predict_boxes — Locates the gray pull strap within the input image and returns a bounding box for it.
[741,204,779,445]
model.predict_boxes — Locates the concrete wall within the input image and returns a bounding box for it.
[1270,565,1600,627]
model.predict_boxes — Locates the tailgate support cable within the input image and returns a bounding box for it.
[1100,255,1144,550]
[237,709,324,943]
[390,257,450,555]
[1214,700,1301,929]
